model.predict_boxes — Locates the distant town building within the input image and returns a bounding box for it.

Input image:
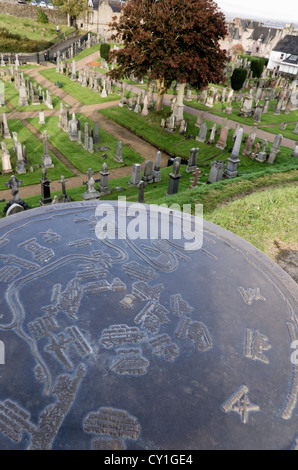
[78,0,126,39]
[267,35,298,75]
[220,17,298,59]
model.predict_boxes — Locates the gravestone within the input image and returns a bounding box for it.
[196,123,208,143]
[152,151,161,182]
[58,176,71,203]
[99,163,111,196]
[242,137,253,157]
[5,202,24,217]
[224,127,243,178]
[93,123,101,151]
[137,180,146,203]
[82,168,100,200]
[207,124,217,145]
[195,111,204,128]
[2,113,11,139]
[186,148,199,173]
[207,160,225,183]
[16,142,26,175]
[39,168,52,206]
[129,164,141,187]
[167,157,182,195]
[216,126,229,150]
[114,141,123,163]
[39,112,45,125]
[142,161,153,184]
[1,150,13,174]
[291,142,298,157]
[255,140,268,163]
[267,134,283,164]
[41,131,54,169]
[69,114,78,142]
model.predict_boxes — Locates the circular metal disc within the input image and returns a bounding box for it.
[0,201,297,450]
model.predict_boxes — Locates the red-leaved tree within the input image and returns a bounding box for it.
[107,0,230,111]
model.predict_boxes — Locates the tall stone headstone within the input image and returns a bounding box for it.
[267,134,283,164]
[69,113,78,141]
[83,168,100,200]
[39,167,52,206]
[196,123,208,143]
[99,163,111,196]
[2,113,11,139]
[142,160,153,184]
[16,142,26,175]
[224,127,243,178]
[216,126,229,150]
[58,176,71,203]
[207,124,217,145]
[153,151,161,182]
[39,111,45,125]
[41,130,54,169]
[93,122,100,151]
[167,157,182,195]
[137,180,146,203]
[114,141,123,163]
[242,137,253,157]
[1,150,13,174]
[18,85,28,107]
[129,163,141,187]
[186,148,199,173]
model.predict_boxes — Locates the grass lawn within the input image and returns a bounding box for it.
[39,69,119,106]
[0,14,75,43]
[99,105,298,178]
[205,184,298,257]
[259,122,298,141]
[185,97,298,127]
[27,114,144,174]
[0,119,74,191]
[68,44,101,63]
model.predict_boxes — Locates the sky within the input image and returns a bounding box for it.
[213,0,298,24]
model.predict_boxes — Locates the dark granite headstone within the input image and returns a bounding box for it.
[0,201,297,450]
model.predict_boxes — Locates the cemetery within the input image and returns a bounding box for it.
[0,0,297,451]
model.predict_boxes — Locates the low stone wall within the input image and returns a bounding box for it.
[0,1,68,25]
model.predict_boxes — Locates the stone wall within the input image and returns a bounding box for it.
[0,1,68,25]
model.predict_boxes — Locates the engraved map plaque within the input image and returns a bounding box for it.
[0,201,297,450]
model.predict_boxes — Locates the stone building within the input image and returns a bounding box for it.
[220,18,298,59]
[78,0,125,39]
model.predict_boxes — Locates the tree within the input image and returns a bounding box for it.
[37,7,49,24]
[230,43,245,61]
[100,43,111,61]
[231,68,247,91]
[52,0,88,26]
[107,0,229,111]
[250,58,265,78]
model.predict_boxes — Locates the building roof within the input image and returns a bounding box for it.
[248,26,279,44]
[241,19,262,32]
[282,54,298,65]
[90,0,125,12]
[273,35,298,54]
